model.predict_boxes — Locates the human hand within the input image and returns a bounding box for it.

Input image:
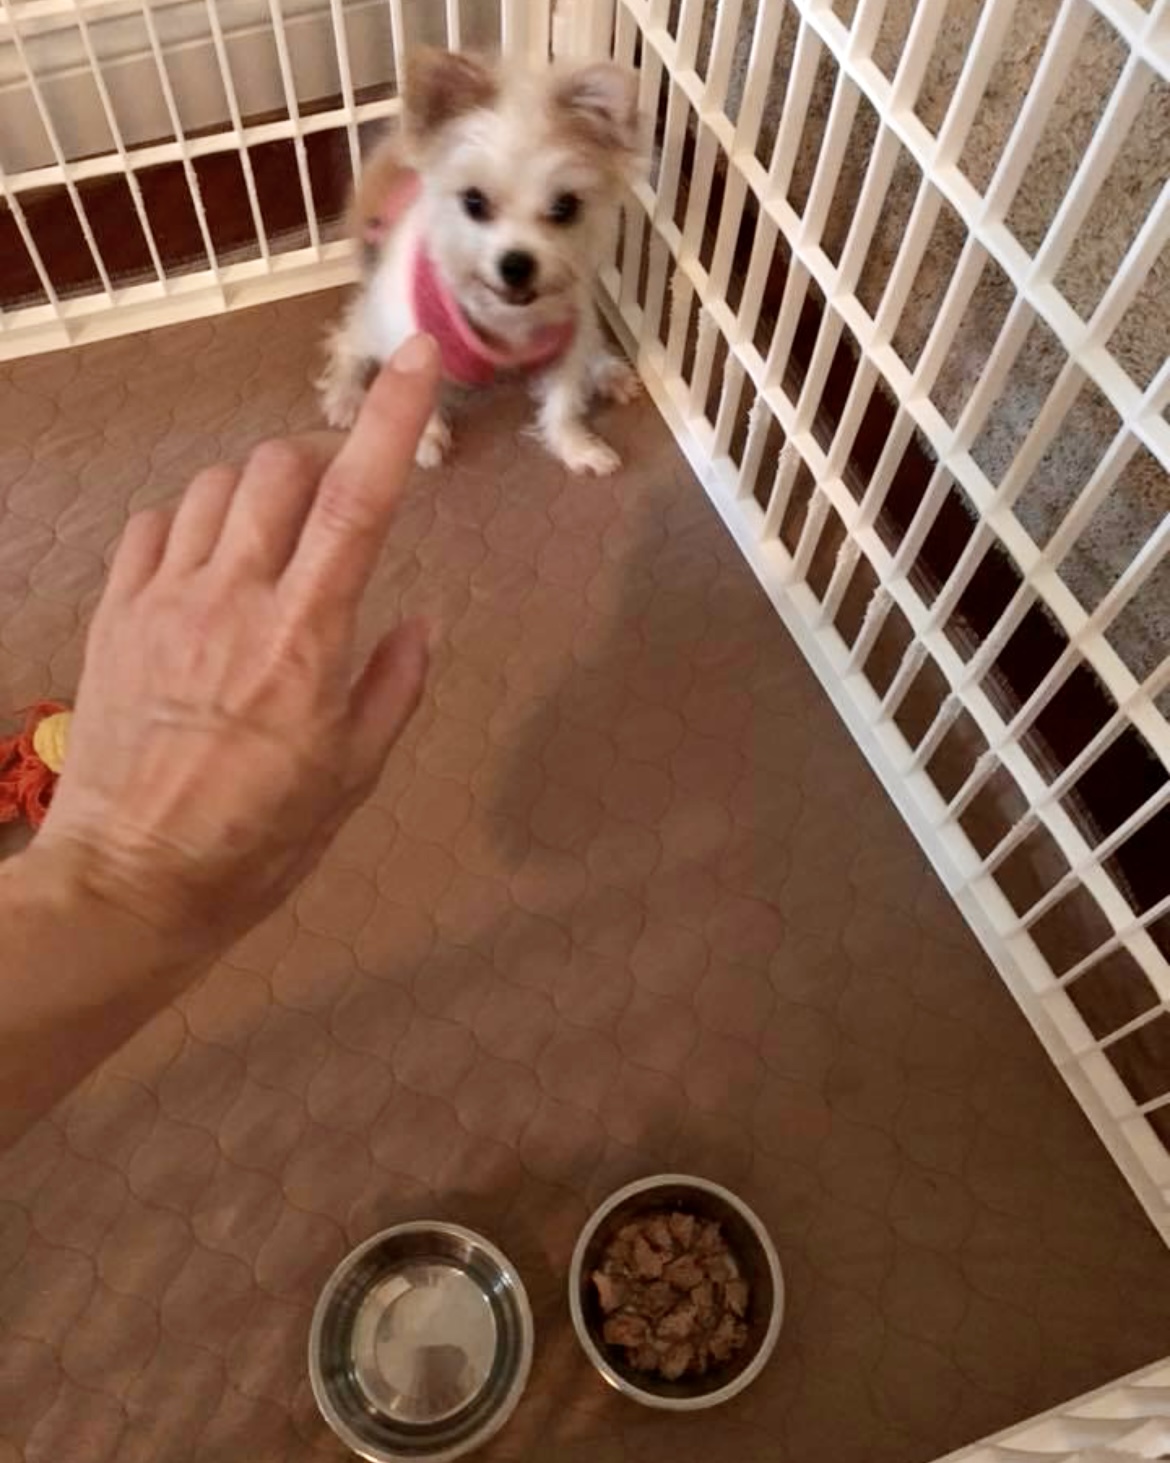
[33,334,441,959]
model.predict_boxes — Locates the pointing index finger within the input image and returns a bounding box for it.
[282,334,440,611]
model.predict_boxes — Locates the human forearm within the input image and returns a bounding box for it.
[0,843,206,1146]
[0,339,438,1150]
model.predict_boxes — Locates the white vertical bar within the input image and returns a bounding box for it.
[67,0,167,287]
[794,310,844,434]
[387,0,408,74]
[653,79,690,224]
[762,260,811,392]
[950,296,1033,452]
[702,0,746,112]
[846,585,894,673]
[798,74,861,246]
[326,0,363,190]
[734,394,773,502]
[1085,182,1170,346]
[0,158,63,315]
[766,20,824,199]
[501,0,525,56]
[139,0,221,283]
[871,177,943,342]
[908,239,986,392]
[732,209,780,348]
[762,439,803,540]
[528,0,552,62]
[818,537,862,626]
[1030,54,1151,281]
[643,231,672,345]
[0,0,114,297]
[204,0,272,261]
[831,123,901,294]
[731,0,787,159]
[844,0,893,61]
[981,0,1092,219]
[906,694,962,772]
[933,0,1021,164]
[620,205,647,317]
[564,0,616,57]
[665,269,694,382]
[712,355,746,459]
[445,0,461,49]
[886,0,951,112]
[824,356,879,477]
[266,0,322,253]
[688,306,719,416]
[887,461,952,578]
[619,1,660,311]
[791,484,832,582]
[674,0,707,72]
[679,124,721,266]
[1043,428,1140,569]
[878,638,928,722]
[706,169,749,302]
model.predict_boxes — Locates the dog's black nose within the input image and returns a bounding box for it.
[498,250,537,290]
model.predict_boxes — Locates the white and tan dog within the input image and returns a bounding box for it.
[317,48,643,475]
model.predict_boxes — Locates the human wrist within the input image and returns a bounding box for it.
[1,837,210,982]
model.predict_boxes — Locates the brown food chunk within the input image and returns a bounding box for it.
[725,1278,749,1318]
[641,1280,675,1319]
[668,1211,697,1248]
[645,1215,674,1254]
[604,1313,650,1348]
[664,1253,705,1291]
[708,1312,748,1362]
[657,1300,698,1341]
[660,1342,694,1381]
[593,1269,627,1314]
[692,1280,715,1323]
[633,1233,665,1279]
[696,1221,724,1254]
[596,1208,751,1382]
[704,1251,735,1284]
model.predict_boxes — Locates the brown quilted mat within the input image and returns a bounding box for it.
[1,291,1169,1463]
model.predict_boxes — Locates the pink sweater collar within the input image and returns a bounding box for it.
[367,171,576,387]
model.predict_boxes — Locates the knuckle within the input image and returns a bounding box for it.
[313,467,378,537]
[189,463,237,495]
[249,437,315,482]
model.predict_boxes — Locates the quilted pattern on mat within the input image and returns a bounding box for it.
[1,292,1169,1463]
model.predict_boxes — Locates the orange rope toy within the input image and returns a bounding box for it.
[0,701,72,829]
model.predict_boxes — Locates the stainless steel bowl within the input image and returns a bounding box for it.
[309,1221,534,1462]
[569,1174,783,1411]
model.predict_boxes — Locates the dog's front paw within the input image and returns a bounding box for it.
[554,430,622,477]
[317,375,363,431]
[594,357,641,406]
[415,414,452,469]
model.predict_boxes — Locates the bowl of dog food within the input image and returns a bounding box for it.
[309,1221,534,1461]
[568,1174,783,1410]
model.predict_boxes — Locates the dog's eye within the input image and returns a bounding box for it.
[548,191,581,225]
[461,187,492,222]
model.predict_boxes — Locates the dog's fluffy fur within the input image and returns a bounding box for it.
[317,48,643,475]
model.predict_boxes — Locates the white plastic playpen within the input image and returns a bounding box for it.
[1,0,1168,1449]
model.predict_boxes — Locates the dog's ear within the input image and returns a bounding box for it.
[552,63,640,154]
[404,48,497,138]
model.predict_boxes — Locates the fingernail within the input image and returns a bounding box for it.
[390,333,439,374]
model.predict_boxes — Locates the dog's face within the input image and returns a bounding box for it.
[403,50,639,333]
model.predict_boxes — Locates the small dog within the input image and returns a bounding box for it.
[317,47,643,475]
